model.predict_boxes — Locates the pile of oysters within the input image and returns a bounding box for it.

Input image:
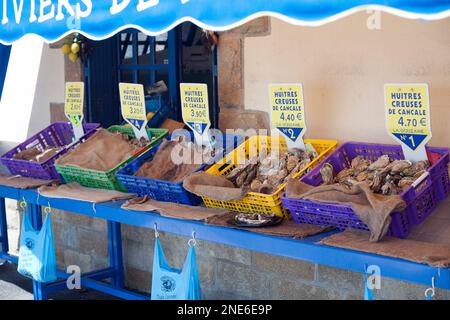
[319,155,430,195]
[226,148,318,195]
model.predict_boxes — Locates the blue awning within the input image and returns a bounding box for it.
[0,0,449,44]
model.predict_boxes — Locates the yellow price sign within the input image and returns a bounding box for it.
[269,83,306,149]
[119,83,148,140]
[65,82,84,140]
[65,82,84,126]
[385,83,431,160]
[180,83,210,138]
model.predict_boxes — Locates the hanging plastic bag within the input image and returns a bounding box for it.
[151,237,201,300]
[17,211,57,283]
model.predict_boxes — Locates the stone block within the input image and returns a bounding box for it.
[219,109,271,132]
[64,55,83,82]
[201,241,252,266]
[50,103,66,123]
[252,252,315,281]
[216,260,270,299]
[270,277,341,300]
[78,227,108,258]
[62,211,94,228]
[221,17,271,38]
[316,264,364,297]
[202,289,252,300]
[122,224,155,245]
[63,248,93,273]
[217,37,244,109]
[122,238,153,272]
[124,266,152,294]
[52,220,79,249]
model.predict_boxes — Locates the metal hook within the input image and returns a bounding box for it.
[425,277,435,299]
[44,201,52,214]
[19,197,27,209]
[154,223,159,238]
[188,230,197,247]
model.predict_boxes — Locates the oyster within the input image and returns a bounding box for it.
[368,155,390,171]
[334,168,354,183]
[320,163,334,185]
[235,171,248,188]
[391,160,412,174]
[250,179,262,192]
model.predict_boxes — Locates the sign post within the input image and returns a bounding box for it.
[65,82,85,141]
[269,83,306,150]
[119,83,149,140]
[180,83,211,146]
[385,83,431,162]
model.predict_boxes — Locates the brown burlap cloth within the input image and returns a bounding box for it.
[319,229,450,268]
[183,171,248,201]
[55,128,137,171]
[38,182,134,203]
[205,212,331,239]
[0,174,55,189]
[135,139,204,183]
[121,196,228,221]
[285,179,406,242]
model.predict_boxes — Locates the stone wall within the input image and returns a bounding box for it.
[49,210,450,300]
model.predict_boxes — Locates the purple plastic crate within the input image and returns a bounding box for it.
[281,142,450,238]
[0,122,100,181]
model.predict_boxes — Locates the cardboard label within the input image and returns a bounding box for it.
[269,83,306,150]
[119,83,149,140]
[385,83,431,161]
[180,83,211,146]
[65,82,85,140]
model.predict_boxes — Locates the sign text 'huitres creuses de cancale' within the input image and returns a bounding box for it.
[180,83,211,146]
[385,83,432,161]
[119,82,149,141]
[269,83,307,150]
[64,82,85,141]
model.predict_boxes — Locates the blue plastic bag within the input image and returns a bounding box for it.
[151,238,201,300]
[17,212,57,283]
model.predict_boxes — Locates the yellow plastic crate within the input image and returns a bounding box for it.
[202,136,337,218]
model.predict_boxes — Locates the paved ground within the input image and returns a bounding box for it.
[0,262,117,300]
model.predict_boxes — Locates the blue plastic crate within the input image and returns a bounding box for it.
[116,132,244,205]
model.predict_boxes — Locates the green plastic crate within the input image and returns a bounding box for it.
[55,126,168,191]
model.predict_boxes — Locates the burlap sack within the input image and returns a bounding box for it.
[38,182,134,203]
[320,229,450,268]
[0,174,55,189]
[285,179,406,242]
[135,139,201,183]
[183,171,248,201]
[122,196,228,221]
[55,129,137,171]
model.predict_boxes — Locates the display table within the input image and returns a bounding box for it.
[0,185,448,300]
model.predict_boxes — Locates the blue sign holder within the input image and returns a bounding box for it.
[0,185,448,300]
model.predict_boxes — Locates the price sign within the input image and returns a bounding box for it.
[385,83,431,161]
[180,83,211,146]
[269,83,306,150]
[119,83,149,140]
[65,82,85,141]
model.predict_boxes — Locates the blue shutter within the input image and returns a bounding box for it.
[0,44,11,100]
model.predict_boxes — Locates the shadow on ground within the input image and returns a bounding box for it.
[0,262,119,300]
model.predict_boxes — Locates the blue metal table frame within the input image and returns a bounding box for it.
[0,185,448,300]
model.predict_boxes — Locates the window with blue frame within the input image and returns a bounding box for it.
[117,29,180,125]
[0,44,11,100]
[84,24,217,128]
